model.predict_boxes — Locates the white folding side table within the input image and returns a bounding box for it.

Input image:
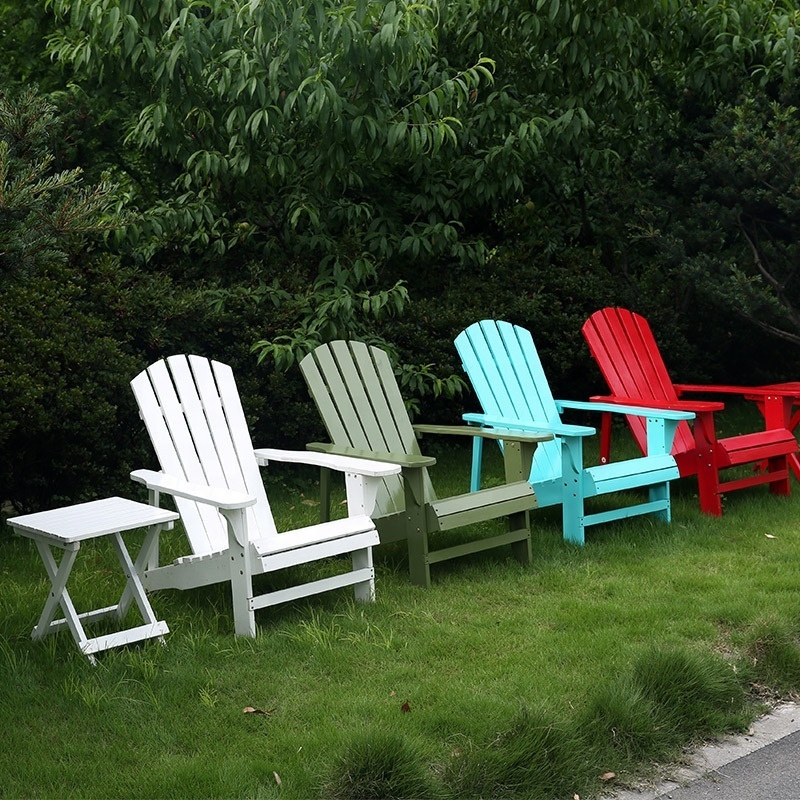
[7,497,179,663]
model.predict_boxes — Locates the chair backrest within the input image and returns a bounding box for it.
[454,320,564,483]
[299,340,435,517]
[131,355,276,556]
[581,307,694,455]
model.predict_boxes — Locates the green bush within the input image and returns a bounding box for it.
[0,87,271,511]
[581,677,674,769]
[631,646,748,741]
[323,730,437,800]
[746,621,800,695]
[446,703,593,800]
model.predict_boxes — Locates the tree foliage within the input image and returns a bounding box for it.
[45,7,524,269]
[0,88,144,511]
[4,0,800,507]
[43,0,550,367]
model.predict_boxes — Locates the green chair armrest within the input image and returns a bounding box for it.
[413,423,552,443]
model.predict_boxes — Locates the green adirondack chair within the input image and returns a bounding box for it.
[455,320,695,545]
[299,340,553,588]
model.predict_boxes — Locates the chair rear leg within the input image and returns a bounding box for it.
[352,547,376,603]
[649,482,671,522]
[768,455,792,496]
[692,415,723,516]
[509,510,533,564]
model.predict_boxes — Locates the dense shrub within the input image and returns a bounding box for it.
[323,730,436,800]
[445,703,594,800]
[0,87,278,510]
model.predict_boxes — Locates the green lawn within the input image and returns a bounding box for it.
[2,419,800,799]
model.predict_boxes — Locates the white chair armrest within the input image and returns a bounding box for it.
[130,469,256,510]
[252,448,402,477]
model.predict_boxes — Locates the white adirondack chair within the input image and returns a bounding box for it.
[130,354,401,637]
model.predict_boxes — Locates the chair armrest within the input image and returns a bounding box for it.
[462,412,595,437]
[413,424,553,444]
[557,399,695,421]
[589,394,724,413]
[306,442,437,469]
[674,383,800,399]
[130,469,256,510]
[253,447,402,478]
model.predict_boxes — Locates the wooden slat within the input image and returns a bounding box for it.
[719,429,797,467]
[586,456,679,496]
[455,321,563,483]
[256,530,379,571]
[203,357,275,538]
[299,353,355,447]
[718,469,790,493]
[253,516,377,555]
[300,343,408,516]
[431,482,535,530]
[166,356,229,491]
[355,342,420,455]
[327,341,397,453]
[492,321,565,481]
[581,309,654,452]
[249,568,375,610]
[584,499,670,528]
[583,309,696,456]
[361,343,438,504]
[132,362,223,554]
[424,529,530,564]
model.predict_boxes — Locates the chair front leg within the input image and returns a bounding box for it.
[402,468,431,588]
[222,508,256,637]
[599,411,613,464]
[344,473,380,516]
[645,415,673,522]
[560,436,586,545]
[692,411,723,516]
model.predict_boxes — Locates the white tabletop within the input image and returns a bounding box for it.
[7,497,179,544]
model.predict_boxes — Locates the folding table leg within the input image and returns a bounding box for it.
[116,527,161,619]
[112,531,166,644]
[32,540,95,662]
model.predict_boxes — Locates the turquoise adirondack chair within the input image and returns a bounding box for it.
[454,320,695,544]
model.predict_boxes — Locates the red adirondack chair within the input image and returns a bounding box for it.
[581,307,798,515]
